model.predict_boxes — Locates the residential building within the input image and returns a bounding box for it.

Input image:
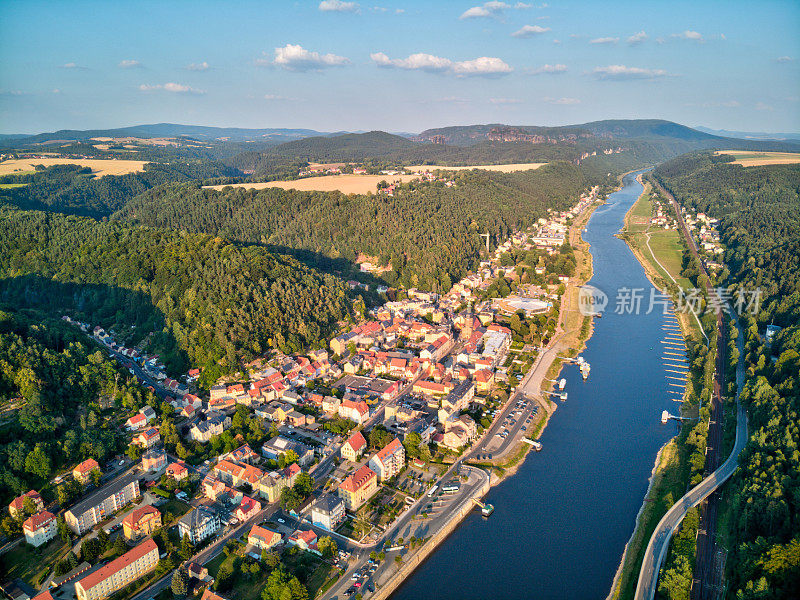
[23,511,57,547]
[438,381,475,424]
[338,398,369,425]
[166,461,189,481]
[261,437,314,467]
[288,529,320,555]
[141,448,167,472]
[134,428,160,449]
[213,460,264,488]
[73,458,100,484]
[338,465,378,511]
[178,507,220,544]
[65,474,140,535]
[189,414,231,443]
[122,506,161,542]
[340,431,366,462]
[124,413,147,431]
[310,494,345,531]
[368,438,406,481]
[9,490,43,518]
[256,463,300,503]
[75,538,159,600]
[234,496,261,522]
[247,525,281,551]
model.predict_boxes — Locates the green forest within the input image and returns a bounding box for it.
[654,154,800,599]
[115,161,589,291]
[0,308,150,509]
[0,205,352,384]
[0,161,240,217]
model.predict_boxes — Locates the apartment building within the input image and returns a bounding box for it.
[337,465,378,511]
[178,507,220,544]
[23,511,57,547]
[65,474,140,535]
[75,538,159,600]
[122,505,162,542]
[368,438,406,481]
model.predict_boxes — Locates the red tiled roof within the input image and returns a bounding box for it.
[23,510,55,532]
[9,490,41,513]
[78,538,157,592]
[122,505,160,530]
[249,525,280,545]
[74,458,99,475]
[374,438,403,463]
[339,465,376,493]
[345,431,367,452]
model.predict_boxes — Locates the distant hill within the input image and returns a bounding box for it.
[0,123,329,147]
[265,130,418,161]
[418,119,721,146]
[694,126,800,142]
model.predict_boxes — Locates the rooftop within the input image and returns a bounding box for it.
[77,538,157,591]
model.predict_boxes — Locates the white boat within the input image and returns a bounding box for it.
[580,362,591,380]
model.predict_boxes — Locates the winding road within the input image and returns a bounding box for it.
[634,182,749,600]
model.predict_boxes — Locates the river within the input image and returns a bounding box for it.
[391,170,676,599]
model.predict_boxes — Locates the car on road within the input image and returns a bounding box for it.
[277,518,285,523]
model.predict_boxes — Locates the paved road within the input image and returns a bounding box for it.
[635,181,749,600]
[320,465,489,600]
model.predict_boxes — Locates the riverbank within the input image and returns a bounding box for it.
[608,174,700,600]
[374,193,603,600]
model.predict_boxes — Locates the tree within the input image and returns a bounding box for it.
[262,550,280,569]
[24,446,51,479]
[171,568,188,598]
[369,551,377,561]
[57,515,71,543]
[279,450,299,469]
[318,536,337,558]
[22,496,37,516]
[1,516,21,537]
[80,537,102,563]
[113,535,127,556]
[56,484,71,506]
[280,487,303,512]
[293,472,314,497]
[180,532,194,560]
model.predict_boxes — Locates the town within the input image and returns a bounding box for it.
[2,187,599,600]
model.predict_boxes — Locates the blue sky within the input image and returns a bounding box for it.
[1,0,798,134]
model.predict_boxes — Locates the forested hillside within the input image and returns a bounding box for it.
[0,205,351,384]
[653,154,800,598]
[0,309,144,508]
[116,162,589,291]
[0,161,240,217]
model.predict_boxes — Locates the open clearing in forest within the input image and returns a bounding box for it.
[0,158,148,177]
[407,162,547,172]
[714,150,800,167]
[205,173,420,194]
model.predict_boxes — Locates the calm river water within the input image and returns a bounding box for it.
[392,170,676,599]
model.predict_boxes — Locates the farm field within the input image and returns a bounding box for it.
[714,150,800,167]
[205,173,420,194]
[0,157,148,177]
[408,162,547,172]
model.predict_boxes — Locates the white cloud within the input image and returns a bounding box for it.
[544,96,580,105]
[118,59,141,69]
[52,88,61,94]
[591,64,668,80]
[269,44,350,71]
[627,30,647,45]
[512,24,550,38]
[264,94,288,100]
[460,1,529,19]
[776,56,794,63]
[319,0,359,12]
[60,62,87,70]
[139,82,205,94]
[755,102,774,111]
[672,30,703,41]
[590,37,619,45]
[490,97,523,104]
[186,61,210,71]
[527,63,567,75]
[371,51,512,76]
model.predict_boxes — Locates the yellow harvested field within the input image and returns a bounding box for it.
[205,174,421,194]
[407,162,547,172]
[715,150,800,167]
[0,158,148,177]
